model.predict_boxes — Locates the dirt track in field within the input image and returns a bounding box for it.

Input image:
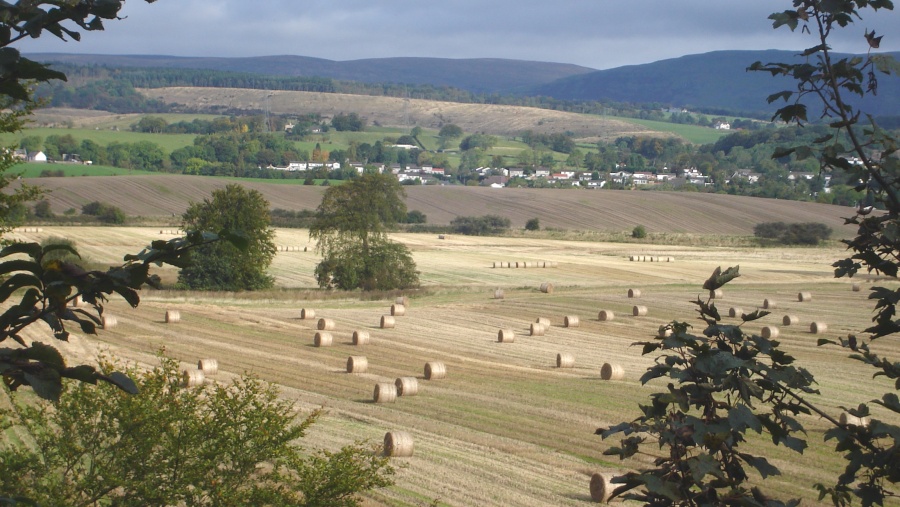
[10,227,899,506]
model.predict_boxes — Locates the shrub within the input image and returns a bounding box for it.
[450,215,511,236]
[525,218,540,231]
[33,200,53,218]
[403,210,427,224]
[632,225,647,239]
[0,354,395,506]
[754,221,831,245]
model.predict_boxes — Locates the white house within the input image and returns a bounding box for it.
[28,151,47,163]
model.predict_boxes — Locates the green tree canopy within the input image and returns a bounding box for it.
[177,184,276,291]
[310,173,419,290]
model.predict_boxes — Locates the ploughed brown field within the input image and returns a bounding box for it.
[29,174,858,238]
[8,226,897,506]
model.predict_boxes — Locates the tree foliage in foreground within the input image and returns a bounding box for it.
[602,267,815,506]
[0,354,395,506]
[749,1,900,504]
[603,2,899,506]
[310,173,419,290]
[177,184,276,291]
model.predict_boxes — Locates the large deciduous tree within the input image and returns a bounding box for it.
[178,184,276,291]
[310,173,419,290]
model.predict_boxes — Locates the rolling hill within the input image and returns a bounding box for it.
[531,50,900,116]
[28,53,595,95]
[27,174,860,239]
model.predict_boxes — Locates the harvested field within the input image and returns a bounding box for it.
[8,227,897,506]
[137,87,666,141]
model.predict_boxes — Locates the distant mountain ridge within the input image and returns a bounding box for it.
[28,53,596,95]
[530,50,900,116]
[29,50,900,116]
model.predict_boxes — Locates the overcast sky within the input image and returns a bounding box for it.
[17,1,900,70]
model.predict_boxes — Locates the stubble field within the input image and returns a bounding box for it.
[8,226,899,506]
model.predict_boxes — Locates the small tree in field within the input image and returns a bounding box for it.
[311,173,419,290]
[525,218,540,231]
[178,184,276,291]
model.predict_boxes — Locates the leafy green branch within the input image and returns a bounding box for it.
[0,229,248,401]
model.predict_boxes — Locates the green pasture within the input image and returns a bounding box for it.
[617,118,729,144]
[0,127,197,152]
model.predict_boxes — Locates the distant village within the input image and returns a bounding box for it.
[262,158,832,191]
[15,144,835,191]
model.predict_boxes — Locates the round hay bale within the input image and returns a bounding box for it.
[628,288,641,298]
[497,329,515,343]
[521,261,528,268]
[395,376,419,396]
[632,305,648,317]
[530,322,546,336]
[839,412,870,427]
[658,325,672,338]
[589,472,621,503]
[197,359,218,375]
[851,282,861,292]
[347,355,368,373]
[165,309,181,323]
[728,307,743,318]
[300,308,316,320]
[101,315,117,329]
[763,299,777,309]
[314,332,333,347]
[782,315,799,326]
[535,317,551,327]
[556,353,575,368]
[798,291,813,302]
[540,282,554,294]
[493,288,505,299]
[391,304,406,316]
[629,255,636,261]
[72,294,83,307]
[598,310,615,321]
[373,383,397,403]
[352,330,370,345]
[709,289,724,299]
[550,261,559,268]
[513,261,520,268]
[317,318,335,330]
[438,234,445,240]
[762,326,779,339]
[182,369,204,388]
[424,361,447,380]
[395,296,410,307]
[600,363,625,380]
[810,321,828,334]
[384,431,414,457]
[492,261,498,268]
[564,315,580,328]
[649,256,656,262]
[380,315,395,329]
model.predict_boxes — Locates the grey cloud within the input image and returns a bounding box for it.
[17,1,900,69]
